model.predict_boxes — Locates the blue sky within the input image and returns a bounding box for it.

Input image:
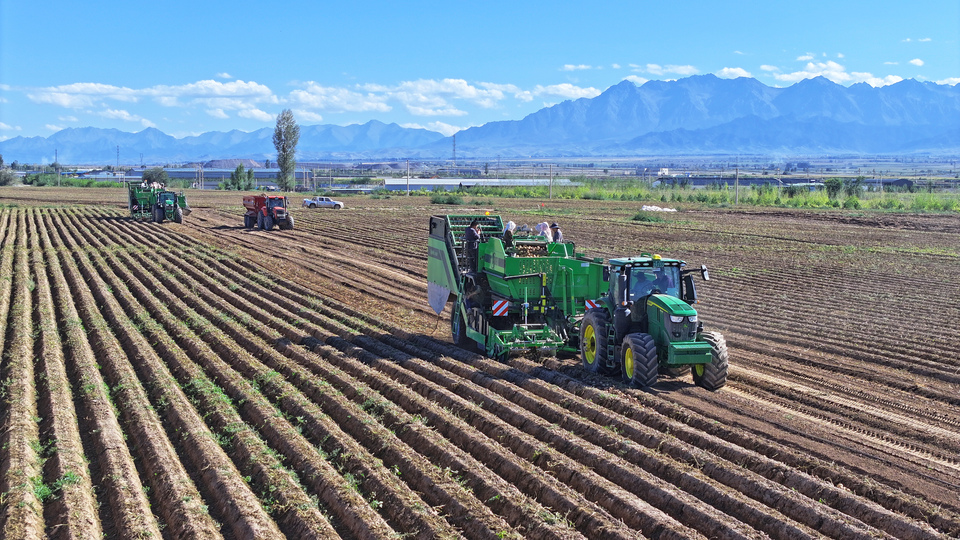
[1,0,958,140]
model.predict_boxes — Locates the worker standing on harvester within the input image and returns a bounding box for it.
[464,219,481,272]
[550,222,563,242]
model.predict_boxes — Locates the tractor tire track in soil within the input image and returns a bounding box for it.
[0,192,957,539]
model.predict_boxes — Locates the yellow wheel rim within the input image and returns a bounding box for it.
[694,364,705,376]
[624,347,634,378]
[583,325,597,364]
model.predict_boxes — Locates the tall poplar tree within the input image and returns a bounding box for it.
[273,109,300,191]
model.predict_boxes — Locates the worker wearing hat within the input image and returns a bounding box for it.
[549,222,563,242]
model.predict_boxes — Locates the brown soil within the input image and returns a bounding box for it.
[0,186,958,539]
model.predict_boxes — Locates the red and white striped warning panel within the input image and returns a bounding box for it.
[585,299,599,310]
[492,299,510,316]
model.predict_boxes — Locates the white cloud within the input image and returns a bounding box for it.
[760,65,779,72]
[215,72,232,79]
[734,50,745,55]
[206,108,229,119]
[532,83,601,100]
[774,61,903,87]
[884,61,899,65]
[292,110,324,123]
[623,75,648,85]
[861,75,904,87]
[902,38,912,42]
[837,53,845,59]
[290,83,391,113]
[611,63,621,69]
[58,115,78,122]
[910,58,924,66]
[561,64,592,71]
[796,54,815,61]
[98,108,156,127]
[27,82,139,108]
[645,64,698,76]
[46,124,65,132]
[717,67,751,79]
[401,121,462,136]
[237,108,273,122]
[919,37,931,42]
[0,122,18,131]
[937,77,960,85]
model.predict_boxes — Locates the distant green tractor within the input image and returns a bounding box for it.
[128,181,190,223]
[580,255,727,390]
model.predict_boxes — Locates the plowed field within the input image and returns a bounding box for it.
[1,186,958,539]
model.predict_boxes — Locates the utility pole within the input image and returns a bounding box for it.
[452,135,456,168]
[549,163,553,199]
[56,149,60,187]
[406,159,410,195]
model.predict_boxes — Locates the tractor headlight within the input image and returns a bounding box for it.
[669,315,685,323]
[687,315,697,323]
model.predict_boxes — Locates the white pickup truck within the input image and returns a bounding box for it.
[302,196,345,209]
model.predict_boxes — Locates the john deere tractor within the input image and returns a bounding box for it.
[128,181,190,223]
[579,254,727,390]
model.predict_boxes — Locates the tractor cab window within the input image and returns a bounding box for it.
[159,193,175,205]
[267,198,286,208]
[629,266,680,299]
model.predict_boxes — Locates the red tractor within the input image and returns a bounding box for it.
[243,194,294,231]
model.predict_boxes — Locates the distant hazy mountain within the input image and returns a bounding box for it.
[0,120,446,165]
[437,75,960,157]
[3,75,958,164]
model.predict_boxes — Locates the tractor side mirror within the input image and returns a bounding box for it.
[682,274,698,304]
[617,272,630,305]
[701,265,710,281]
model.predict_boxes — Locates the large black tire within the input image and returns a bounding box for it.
[257,213,264,230]
[580,309,611,374]
[243,214,252,229]
[174,206,183,224]
[620,333,659,388]
[263,215,275,231]
[693,331,729,391]
[153,206,164,224]
[280,214,294,230]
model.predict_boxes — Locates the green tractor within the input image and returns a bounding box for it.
[579,254,727,390]
[128,181,190,223]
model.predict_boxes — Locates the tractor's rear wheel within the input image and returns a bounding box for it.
[153,206,164,224]
[693,331,728,391]
[281,215,294,230]
[620,333,658,388]
[257,213,264,230]
[243,214,253,229]
[580,309,611,375]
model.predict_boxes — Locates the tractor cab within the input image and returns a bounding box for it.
[158,191,177,207]
[266,196,287,209]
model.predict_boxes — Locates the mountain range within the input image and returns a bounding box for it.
[3,75,958,164]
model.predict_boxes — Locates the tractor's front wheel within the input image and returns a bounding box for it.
[620,333,658,388]
[174,206,183,224]
[693,331,728,391]
[580,309,611,375]
[257,213,264,230]
[263,215,274,231]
